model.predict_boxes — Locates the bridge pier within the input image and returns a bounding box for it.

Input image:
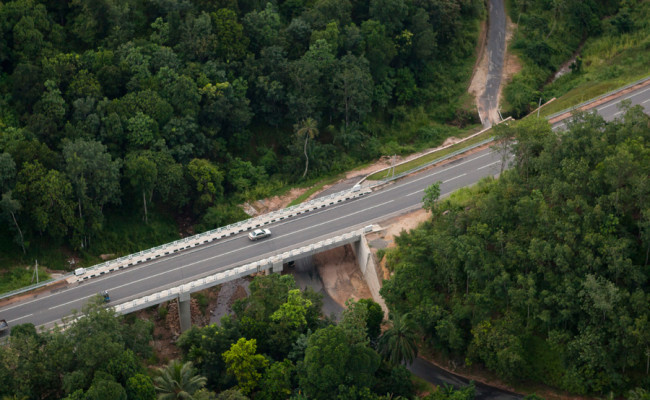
[178,292,192,332]
[272,260,283,274]
[352,240,370,274]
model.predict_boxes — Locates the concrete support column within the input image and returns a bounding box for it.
[272,260,283,274]
[178,292,192,333]
[352,240,367,274]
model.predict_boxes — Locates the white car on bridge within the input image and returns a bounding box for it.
[248,228,271,241]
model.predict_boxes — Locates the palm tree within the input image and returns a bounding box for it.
[378,312,419,366]
[154,360,207,400]
[295,118,319,178]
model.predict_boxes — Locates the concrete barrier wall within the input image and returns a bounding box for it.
[68,187,372,284]
[111,230,365,315]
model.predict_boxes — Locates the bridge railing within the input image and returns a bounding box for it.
[112,228,367,315]
[69,186,372,283]
[0,186,371,301]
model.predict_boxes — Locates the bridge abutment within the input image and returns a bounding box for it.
[351,234,389,315]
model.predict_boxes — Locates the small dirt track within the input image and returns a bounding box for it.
[478,0,507,127]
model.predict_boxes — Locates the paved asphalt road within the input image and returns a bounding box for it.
[479,0,506,127]
[1,81,649,332]
[552,83,650,130]
[409,358,521,400]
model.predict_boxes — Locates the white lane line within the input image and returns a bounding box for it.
[2,295,56,312]
[4,197,399,312]
[49,296,93,310]
[5,151,497,310]
[478,161,501,170]
[250,151,493,231]
[597,86,650,111]
[108,199,396,292]
[0,151,505,312]
[643,98,650,104]
[614,111,624,116]
[405,190,421,197]
[9,314,33,323]
[443,173,467,183]
[381,152,491,193]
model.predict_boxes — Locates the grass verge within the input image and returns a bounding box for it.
[538,74,649,118]
[366,129,494,181]
[287,174,346,207]
[0,266,51,294]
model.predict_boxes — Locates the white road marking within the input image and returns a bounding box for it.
[9,314,32,323]
[478,161,501,170]
[49,296,93,310]
[443,173,467,183]
[108,199,396,292]
[596,86,650,111]
[6,83,650,318]
[380,152,491,192]
[405,190,421,197]
[4,150,498,312]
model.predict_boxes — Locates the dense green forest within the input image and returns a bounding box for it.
[0,274,480,399]
[0,0,484,272]
[381,108,650,396]
[503,0,648,117]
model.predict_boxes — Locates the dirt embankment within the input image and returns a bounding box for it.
[500,16,523,109]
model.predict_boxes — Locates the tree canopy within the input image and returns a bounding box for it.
[381,108,650,395]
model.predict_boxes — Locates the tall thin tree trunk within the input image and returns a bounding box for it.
[78,198,83,219]
[10,210,25,254]
[142,189,148,224]
[302,136,309,178]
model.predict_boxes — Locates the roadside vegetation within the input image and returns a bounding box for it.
[0,274,479,400]
[502,0,648,117]
[0,0,484,286]
[382,109,650,397]
[366,123,487,181]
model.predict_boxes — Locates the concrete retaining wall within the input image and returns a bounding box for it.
[353,235,389,315]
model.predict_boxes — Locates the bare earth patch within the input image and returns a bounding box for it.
[469,20,489,125]
[245,188,309,216]
[498,16,523,112]
[314,245,372,307]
